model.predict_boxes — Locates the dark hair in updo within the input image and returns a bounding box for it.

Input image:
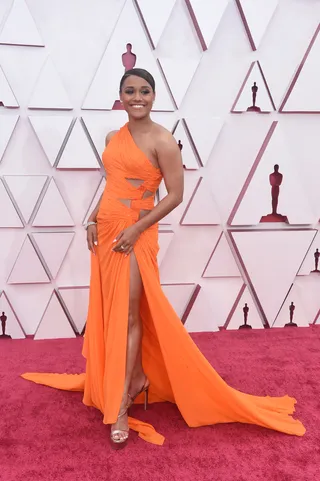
[119,68,155,93]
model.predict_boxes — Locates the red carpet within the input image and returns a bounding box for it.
[1,327,319,481]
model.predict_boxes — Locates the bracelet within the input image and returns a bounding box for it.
[84,221,97,230]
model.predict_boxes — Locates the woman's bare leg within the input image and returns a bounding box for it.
[111,252,145,440]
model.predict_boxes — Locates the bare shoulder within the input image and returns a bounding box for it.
[152,122,179,153]
[105,130,119,146]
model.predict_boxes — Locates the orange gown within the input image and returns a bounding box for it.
[22,123,306,445]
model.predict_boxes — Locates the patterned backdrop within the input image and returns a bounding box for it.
[0,0,319,340]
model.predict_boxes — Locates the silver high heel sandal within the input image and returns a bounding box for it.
[127,378,150,411]
[110,407,129,450]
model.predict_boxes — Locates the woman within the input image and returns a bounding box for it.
[22,68,305,449]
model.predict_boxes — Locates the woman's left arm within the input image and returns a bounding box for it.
[112,131,184,253]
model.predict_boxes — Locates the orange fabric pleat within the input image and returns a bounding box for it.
[21,124,306,444]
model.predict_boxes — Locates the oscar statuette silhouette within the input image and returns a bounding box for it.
[113,43,137,110]
[239,303,252,329]
[285,302,297,328]
[311,248,320,274]
[0,101,4,107]
[247,82,261,112]
[0,311,11,339]
[260,164,288,223]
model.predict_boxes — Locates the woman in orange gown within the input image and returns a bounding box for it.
[22,68,305,449]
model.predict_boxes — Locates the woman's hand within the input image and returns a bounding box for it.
[87,224,98,255]
[112,225,141,255]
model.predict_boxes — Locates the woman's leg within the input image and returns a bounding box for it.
[111,252,145,440]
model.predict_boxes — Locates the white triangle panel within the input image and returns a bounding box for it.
[173,120,199,170]
[28,57,73,110]
[56,232,90,287]
[297,232,319,276]
[57,119,100,169]
[0,0,44,47]
[32,232,75,279]
[135,0,176,47]
[158,57,199,108]
[151,112,177,133]
[203,233,241,278]
[185,117,223,167]
[281,27,320,112]
[82,0,174,111]
[226,287,264,330]
[29,115,73,167]
[0,292,25,339]
[0,65,19,107]
[32,178,74,227]
[232,125,316,226]
[158,230,175,266]
[4,284,53,334]
[0,178,23,227]
[59,287,89,334]
[180,177,220,225]
[291,276,320,325]
[186,0,229,50]
[232,230,315,324]
[184,285,219,333]
[273,285,310,328]
[0,115,19,162]
[236,0,279,50]
[7,235,50,284]
[4,175,47,223]
[161,283,195,319]
[34,291,76,340]
[83,176,107,224]
[232,62,275,113]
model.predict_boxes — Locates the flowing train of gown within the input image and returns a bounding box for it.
[21,124,306,445]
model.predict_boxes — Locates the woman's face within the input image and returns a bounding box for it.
[120,75,155,119]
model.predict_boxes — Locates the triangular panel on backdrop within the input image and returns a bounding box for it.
[297,231,319,276]
[59,287,89,334]
[184,284,220,332]
[230,229,316,325]
[0,0,44,47]
[231,61,276,113]
[225,286,264,330]
[28,56,73,110]
[7,235,50,284]
[235,0,279,51]
[180,176,220,225]
[0,178,23,227]
[158,230,175,266]
[185,0,229,50]
[0,65,19,107]
[273,283,311,328]
[161,283,196,320]
[173,119,200,169]
[0,291,25,339]
[32,178,74,227]
[82,176,106,224]
[55,232,90,287]
[82,0,174,111]
[82,111,129,160]
[230,123,316,226]
[202,232,241,278]
[151,112,177,132]
[158,57,200,108]
[134,0,176,48]
[4,175,47,224]
[57,119,101,169]
[32,232,75,279]
[34,290,76,340]
[0,115,19,163]
[184,116,223,167]
[28,115,73,167]
[279,25,320,113]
